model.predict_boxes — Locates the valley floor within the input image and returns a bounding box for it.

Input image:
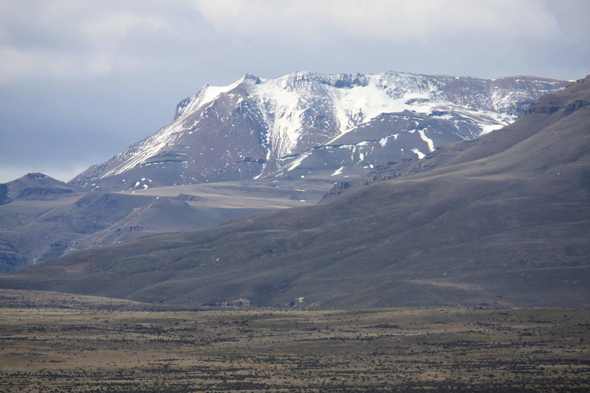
[0,289,588,392]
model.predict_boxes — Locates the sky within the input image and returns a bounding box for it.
[1,0,589,183]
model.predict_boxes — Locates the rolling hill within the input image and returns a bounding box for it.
[0,176,324,272]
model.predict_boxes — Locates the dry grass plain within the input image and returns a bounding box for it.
[1,289,589,392]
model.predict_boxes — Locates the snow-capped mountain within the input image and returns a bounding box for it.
[71,72,569,190]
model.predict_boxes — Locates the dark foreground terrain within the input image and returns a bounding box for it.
[1,290,588,392]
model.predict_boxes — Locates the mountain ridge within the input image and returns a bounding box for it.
[70,71,568,191]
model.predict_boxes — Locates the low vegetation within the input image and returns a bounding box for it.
[1,289,588,392]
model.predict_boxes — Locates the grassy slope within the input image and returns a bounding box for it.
[0,79,589,308]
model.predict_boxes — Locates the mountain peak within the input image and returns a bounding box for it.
[3,172,78,203]
[22,172,49,180]
[240,74,262,84]
[11,172,60,184]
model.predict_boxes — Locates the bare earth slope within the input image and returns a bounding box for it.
[1,77,588,309]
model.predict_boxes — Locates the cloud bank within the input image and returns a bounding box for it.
[0,0,583,85]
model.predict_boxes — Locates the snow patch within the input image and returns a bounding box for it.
[286,151,311,172]
[331,166,345,176]
[418,130,434,152]
[412,148,425,159]
[480,124,504,135]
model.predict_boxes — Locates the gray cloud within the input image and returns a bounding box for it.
[1,0,589,182]
[195,0,559,44]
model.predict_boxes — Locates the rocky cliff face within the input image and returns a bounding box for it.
[70,72,568,190]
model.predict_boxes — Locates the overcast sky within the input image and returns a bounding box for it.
[1,0,589,183]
